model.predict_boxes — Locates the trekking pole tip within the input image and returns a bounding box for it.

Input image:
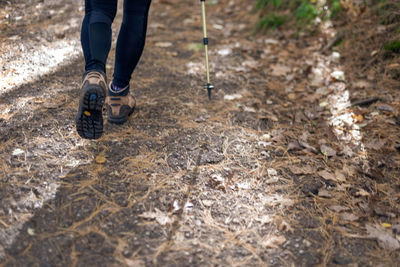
[205,83,214,100]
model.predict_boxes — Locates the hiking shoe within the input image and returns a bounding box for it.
[75,71,107,139]
[106,83,136,124]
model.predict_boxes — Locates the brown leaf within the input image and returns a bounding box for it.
[365,223,400,251]
[365,140,385,151]
[288,93,297,100]
[275,216,294,234]
[139,208,173,226]
[341,146,354,157]
[288,165,314,175]
[263,235,287,248]
[353,80,372,89]
[318,189,332,198]
[155,41,172,48]
[355,189,370,197]
[298,141,318,154]
[334,170,347,182]
[271,64,291,76]
[287,141,302,151]
[302,93,321,103]
[95,155,106,164]
[329,205,349,213]
[295,111,307,123]
[377,104,395,114]
[125,259,145,267]
[342,165,357,177]
[318,170,336,181]
[320,144,336,157]
[339,212,359,222]
[242,60,259,70]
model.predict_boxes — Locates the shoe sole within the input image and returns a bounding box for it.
[75,85,105,139]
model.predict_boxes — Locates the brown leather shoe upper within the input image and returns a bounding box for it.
[81,71,107,91]
[106,94,136,117]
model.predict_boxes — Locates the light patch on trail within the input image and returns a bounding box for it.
[314,22,366,158]
[0,39,81,95]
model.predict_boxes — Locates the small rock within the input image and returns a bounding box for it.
[333,252,352,265]
[331,70,345,81]
[12,148,25,156]
[310,68,324,87]
[27,228,35,236]
[331,52,340,62]
[217,48,232,56]
[224,94,242,101]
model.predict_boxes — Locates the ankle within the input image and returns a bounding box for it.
[108,82,129,96]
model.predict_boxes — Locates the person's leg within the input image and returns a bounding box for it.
[81,0,118,73]
[106,0,152,125]
[76,0,118,139]
[112,0,152,89]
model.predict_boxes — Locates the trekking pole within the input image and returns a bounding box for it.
[200,0,214,100]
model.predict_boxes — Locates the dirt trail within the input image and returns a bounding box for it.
[1,0,399,266]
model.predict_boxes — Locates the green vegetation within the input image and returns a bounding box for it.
[383,40,400,53]
[330,0,341,18]
[254,0,342,32]
[256,13,286,31]
[295,2,319,21]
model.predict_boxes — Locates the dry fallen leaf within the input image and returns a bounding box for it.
[339,212,359,222]
[329,205,349,213]
[365,223,400,251]
[355,189,370,197]
[271,64,291,76]
[318,189,332,198]
[287,141,302,151]
[288,165,314,175]
[125,259,145,267]
[288,93,297,100]
[341,146,354,157]
[155,41,172,48]
[320,144,336,157]
[263,235,287,248]
[342,165,357,177]
[95,155,107,164]
[318,170,336,181]
[242,60,259,69]
[365,140,385,151]
[352,114,364,123]
[275,216,294,234]
[139,208,173,226]
[298,141,318,154]
[334,170,347,182]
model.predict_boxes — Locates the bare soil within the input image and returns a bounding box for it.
[0,0,399,266]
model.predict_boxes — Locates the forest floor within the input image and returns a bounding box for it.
[0,0,399,266]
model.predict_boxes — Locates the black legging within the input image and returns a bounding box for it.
[81,0,152,88]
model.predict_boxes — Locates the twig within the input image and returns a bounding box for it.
[351,97,379,107]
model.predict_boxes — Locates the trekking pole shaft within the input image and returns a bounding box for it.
[201,0,211,85]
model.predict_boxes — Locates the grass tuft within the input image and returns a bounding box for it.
[383,40,400,53]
